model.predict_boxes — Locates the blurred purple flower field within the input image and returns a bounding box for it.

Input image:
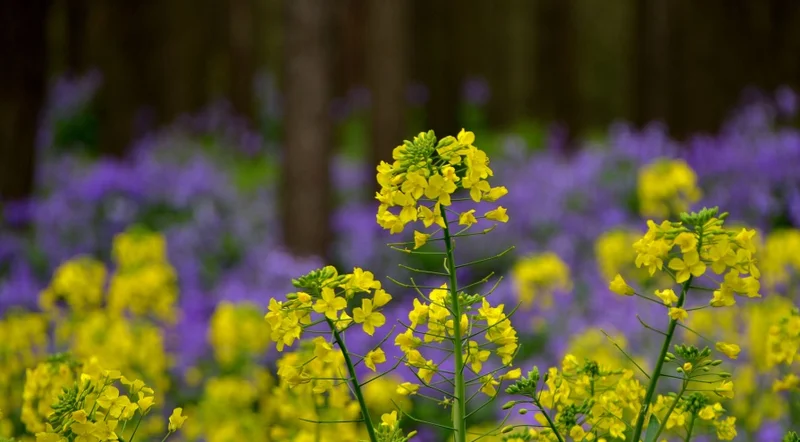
[2,75,800,441]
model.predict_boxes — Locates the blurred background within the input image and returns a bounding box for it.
[2,1,800,440]
[3,0,800,258]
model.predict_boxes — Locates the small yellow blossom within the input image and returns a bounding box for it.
[485,206,509,223]
[353,299,386,336]
[668,307,688,322]
[413,231,430,249]
[459,210,478,227]
[609,274,635,296]
[654,288,678,305]
[168,407,188,432]
[715,342,741,359]
[364,348,387,372]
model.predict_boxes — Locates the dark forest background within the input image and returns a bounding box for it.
[3,0,800,257]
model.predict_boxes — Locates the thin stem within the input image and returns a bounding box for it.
[161,432,173,442]
[441,205,468,442]
[328,318,378,442]
[630,276,693,441]
[653,379,688,440]
[684,413,696,441]
[532,398,565,442]
[128,412,145,442]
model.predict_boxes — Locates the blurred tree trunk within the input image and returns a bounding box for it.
[65,0,89,74]
[229,0,257,122]
[534,0,579,143]
[632,0,669,126]
[281,0,333,258]
[413,0,459,137]
[161,0,210,121]
[0,0,50,203]
[367,0,408,169]
[333,0,367,98]
[94,1,164,157]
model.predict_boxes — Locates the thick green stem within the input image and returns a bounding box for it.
[440,206,467,442]
[328,319,379,442]
[630,277,693,441]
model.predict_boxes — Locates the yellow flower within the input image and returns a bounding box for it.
[479,374,499,397]
[464,340,491,373]
[168,407,188,432]
[373,289,392,308]
[313,287,347,320]
[137,395,155,413]
[698,405,717,420]
[381,410,398,429]
[570,425,586,440]
[425,174,456,206]
[710,286,735,307]
[715,380,734,399]
[773,374,799,391]
[673,232,698,253]
[413,231,430,249]
[715,342,741,359]
[609,274,634,296]
[397,382,419,396]
[364,348,387,372]
[654,288,679,305]
[353,299,386,336]
[484,206,509,223]
[715,416,737,440]
[668,250,706,283]
[418,204,445,228]
[483,186,508,202]
[458,210,478,227]
[313,336,335,362]
[668,307,688,322]
[349,267,381,291]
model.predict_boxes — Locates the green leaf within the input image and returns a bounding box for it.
[643,414,661,442]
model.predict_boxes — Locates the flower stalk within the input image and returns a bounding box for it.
[328,318,379,442]
[441,205,468,442]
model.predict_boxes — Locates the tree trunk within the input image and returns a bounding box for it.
[0,0,50,203]
[412,0,459,137]
[281,0,333,258]
[94,0,164,157]
[229,0,257,122]
[534,0,579,143]
[632,0,669,126]
[367,0,409,169]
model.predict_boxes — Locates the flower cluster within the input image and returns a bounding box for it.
[637,158,701,218]
[209,301,271,368]
[266,266,391,351]
[511,252,572,310]
[395,285,520,396]
[505,356,646,441]
[767,305,799,392]
[107,228,178,321]
[613,207,762,320]
[26,356,185,442]
[375,129,508,237]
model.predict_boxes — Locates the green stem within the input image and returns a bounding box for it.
[161,432,173,442]
[533,398,565,442]
[128,413,144,442]
[328,319,379,442]
[630,277,693,441]
[684,414,696,441]
[653,380,687,441]
[440,206,467,442]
